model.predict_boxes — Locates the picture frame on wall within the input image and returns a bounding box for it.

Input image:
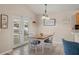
[0,14,8,29]
[44,18,56,26]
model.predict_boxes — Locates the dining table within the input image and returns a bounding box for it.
[29,34,54,54]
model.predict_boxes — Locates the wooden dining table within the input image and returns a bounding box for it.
[29,34,54,54]
[32,34,54,40]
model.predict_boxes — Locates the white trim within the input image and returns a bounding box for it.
[0,49,13,55]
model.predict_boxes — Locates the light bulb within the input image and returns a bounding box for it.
[42,14,50,20]
[42,15,45,19]
[46,16,50,20]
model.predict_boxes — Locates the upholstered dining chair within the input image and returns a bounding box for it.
[43,36,53,54]
[29,37,42,54]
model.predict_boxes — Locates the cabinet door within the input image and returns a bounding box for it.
[76,13,79,25]
[13,17,21,48]
[74,33,79,43]
[24,20,29,42]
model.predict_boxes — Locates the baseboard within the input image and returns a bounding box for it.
[13,42,28,49]
[0,49,13,55]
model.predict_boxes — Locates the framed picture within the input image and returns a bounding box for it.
[0,14,8,29]
[43,18,56,26]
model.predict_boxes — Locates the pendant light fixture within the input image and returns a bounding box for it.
[42,4,50,20]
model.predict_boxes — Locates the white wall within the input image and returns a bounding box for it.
[0,5,36,54]
[37,10,75,45]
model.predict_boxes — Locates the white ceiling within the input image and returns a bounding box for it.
[27,4,79,15]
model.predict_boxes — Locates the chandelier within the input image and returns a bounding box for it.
[42,4,50,20]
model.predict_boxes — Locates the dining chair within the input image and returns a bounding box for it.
[29,37,42,54]
[43,36,53,54]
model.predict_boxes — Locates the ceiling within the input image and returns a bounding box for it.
[27,4,79,15]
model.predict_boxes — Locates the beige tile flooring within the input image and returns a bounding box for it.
[9,44,64,55]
